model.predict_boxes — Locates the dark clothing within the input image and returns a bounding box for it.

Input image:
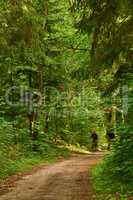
[91,132,98,151]
[106,131,115,150]
[91,133,98,141]
[107,132,115,140]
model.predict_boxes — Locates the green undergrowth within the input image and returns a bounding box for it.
[92,152,133,200]
[0,144,71,180]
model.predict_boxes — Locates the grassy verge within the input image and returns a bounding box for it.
[0,144,71,180]
[91,154,133,200]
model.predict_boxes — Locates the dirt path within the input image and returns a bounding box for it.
[0,152,103,200]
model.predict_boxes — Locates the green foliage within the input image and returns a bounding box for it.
[93,153,133,194]
[0,2,132,198]
[0,147,70,180]
[72,0,133,197]
[92,124,133,196]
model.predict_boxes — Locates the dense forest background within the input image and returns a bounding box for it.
[0,0,133,198]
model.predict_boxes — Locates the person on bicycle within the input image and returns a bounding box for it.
[91,129,98,151]
[106,129,115,150]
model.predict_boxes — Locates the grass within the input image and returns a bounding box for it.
[0,142,91,180]
[0,144,71,180]
[91,154,133,200]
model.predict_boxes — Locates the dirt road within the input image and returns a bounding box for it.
[0,153,103,200]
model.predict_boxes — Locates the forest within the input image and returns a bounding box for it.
[0,0,133,199]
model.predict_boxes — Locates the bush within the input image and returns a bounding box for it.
[92,125,133,196]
